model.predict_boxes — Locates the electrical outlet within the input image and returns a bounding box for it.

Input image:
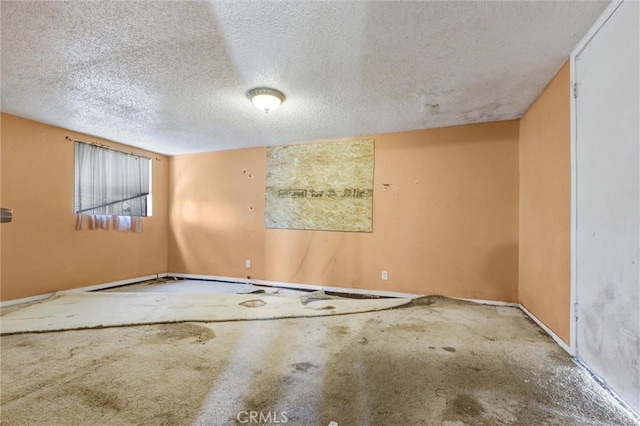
[245,259,251,269]
[381,270,388,280]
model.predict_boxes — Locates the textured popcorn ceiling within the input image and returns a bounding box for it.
[1,1,608,155]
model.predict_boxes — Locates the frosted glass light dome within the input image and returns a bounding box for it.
[247,87,286,113]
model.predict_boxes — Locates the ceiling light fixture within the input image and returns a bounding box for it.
[247,87,285,113]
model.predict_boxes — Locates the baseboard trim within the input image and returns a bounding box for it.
[168,273,422,299]
[518,303,572,355]
[0,292,55,307]
[455,297,519,307]
[64,273,169,293]
[1,273,169,307]
[0,273,579,360]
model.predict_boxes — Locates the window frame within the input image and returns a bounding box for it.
[73,140,153,217]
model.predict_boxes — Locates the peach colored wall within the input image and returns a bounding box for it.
[169,121,520,301]
[518,62,571,342]
[0,114,169,301]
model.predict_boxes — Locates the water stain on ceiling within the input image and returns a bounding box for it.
[1,1,608,155]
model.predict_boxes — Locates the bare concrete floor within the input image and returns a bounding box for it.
[1,297,636,425]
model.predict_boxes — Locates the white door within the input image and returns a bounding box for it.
[574,0,639,413]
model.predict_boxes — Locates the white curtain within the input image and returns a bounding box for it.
[74,141,149,232]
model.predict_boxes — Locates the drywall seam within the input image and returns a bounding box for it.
[519,303,572,355]
[168,273,421,299]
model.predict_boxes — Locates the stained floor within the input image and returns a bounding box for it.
[1,297,637,425]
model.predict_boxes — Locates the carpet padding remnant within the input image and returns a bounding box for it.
[1,298,636,425]
[0,291,412,334]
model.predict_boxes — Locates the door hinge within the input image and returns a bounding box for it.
[573,82,579,99]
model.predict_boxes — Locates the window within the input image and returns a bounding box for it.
[74,141,152,217]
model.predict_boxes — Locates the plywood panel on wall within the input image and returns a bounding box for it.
[169,121,519,301]
[265,140,374,232]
